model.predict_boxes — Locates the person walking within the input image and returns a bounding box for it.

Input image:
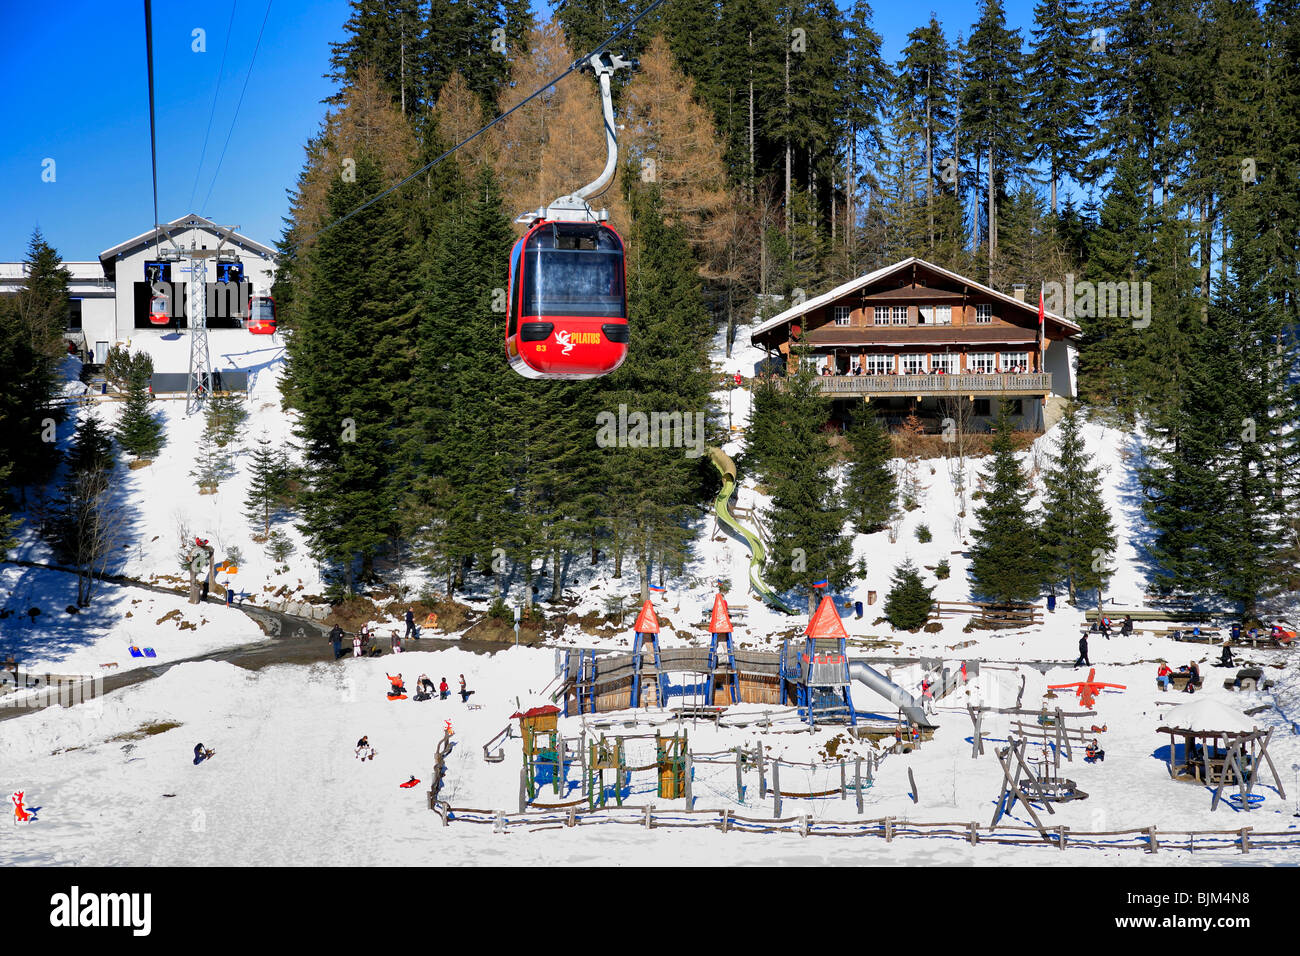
[458,674,473,703]
[328,624,344,661]
[352,632,362,658]
[405,608,417,641]
[391,631,402,654]
[1075,633,1090,668]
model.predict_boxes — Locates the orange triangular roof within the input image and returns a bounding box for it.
[805,595,848,641]
[708,593,733,634]
[633,600,660,634]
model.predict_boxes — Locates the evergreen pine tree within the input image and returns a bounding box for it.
[245,433,290,538]
[1024,0,1093,215]
[968,401,1043,604]
[762,351,852,612]
[884,558,934,630]
[114,351,163,460]
[843,401,895,534]
[1038,405,1116,603]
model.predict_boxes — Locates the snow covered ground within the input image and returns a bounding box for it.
[3,323,1299,865]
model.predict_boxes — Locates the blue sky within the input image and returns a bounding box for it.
[1,0,1043,261]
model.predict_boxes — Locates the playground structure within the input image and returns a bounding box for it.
[555,597,938,731]
[1047,668,1127,709]
[707,446,796,614]
[514,724,692,810]
[1157,699,1286,812]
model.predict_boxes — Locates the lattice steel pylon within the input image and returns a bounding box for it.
[182,225,239,416]
[185,250,213,415]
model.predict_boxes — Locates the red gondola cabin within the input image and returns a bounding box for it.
[149,295,170,325]
[505,220,628,379]
[247,295,277,335]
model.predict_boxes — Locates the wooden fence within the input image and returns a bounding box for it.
[931,601,1043,628]
[432,803,1300,854]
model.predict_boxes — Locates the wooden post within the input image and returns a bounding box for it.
[1147,826,1159,854]
[840,759,847,800]
[772,760,782,818]
[968,822,978,845]
[1240,827,1251,854]
[1256,728,1285,800]
[885,816,894,842]
[1057,825,1067,850]
[684,750,693,809]
[855,757,864,814]
[758,743,767,798]
[735,749,744,802]
[518,767,527,813]
[644,804,653,828]
[721,808,729,833]
[799,814,809,838]
[908,767,919,804]
[554,736,564,795]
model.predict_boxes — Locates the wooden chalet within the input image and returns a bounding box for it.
[749,257,1082,432]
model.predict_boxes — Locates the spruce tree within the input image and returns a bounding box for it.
[762,351,852,612]
[245,433,289,538]
[114,351,163,460]
[1024,0,1093,215]
[884,558,934,630]
[968,401,1043,604]
[1038,405,1116,603]
[843,401,895,534]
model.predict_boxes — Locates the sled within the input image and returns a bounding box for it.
[398,778,421,789]
[143,647,157,658]
[387,693,407,701]
[129,646,143,658]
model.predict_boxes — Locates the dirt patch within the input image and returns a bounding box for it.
[107,720,183,743]
[127,459,153,470]
[156,609,182,626]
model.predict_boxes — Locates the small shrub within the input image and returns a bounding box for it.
[915,524,932,543]
[935,559,950,580]
[488,597,512,621]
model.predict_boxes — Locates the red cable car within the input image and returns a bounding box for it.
[247,295,277,335]
[506,221,628,379]
[504,52,635,381]
[149,294,170,325]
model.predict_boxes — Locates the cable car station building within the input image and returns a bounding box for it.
[0,214,276,369]
[749,257,1081,432]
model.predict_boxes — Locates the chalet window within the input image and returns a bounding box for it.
[931,353,956,373]
[865,354,893,375]
[800,354,823,373]
[919,305,951,325]
[968,352,995,374]
[973,399,991,416]
[975,303,992,324]
[901,353,928,375]
[1000,351,1029,372]
[833,305,851,326]
[874,305,907,325]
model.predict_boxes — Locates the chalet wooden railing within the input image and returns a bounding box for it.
[815,372,1052,396]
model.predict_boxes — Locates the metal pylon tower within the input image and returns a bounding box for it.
[185,250,214,416]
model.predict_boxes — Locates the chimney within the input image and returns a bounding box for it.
[1012,284,1027,303]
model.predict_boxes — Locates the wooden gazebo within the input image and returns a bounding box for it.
[1157,698,1286,811]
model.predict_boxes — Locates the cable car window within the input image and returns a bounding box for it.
[250,299,275,322]
[522,225,624,319]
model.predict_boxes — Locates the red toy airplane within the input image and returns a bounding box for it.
[1047,668,1127,709]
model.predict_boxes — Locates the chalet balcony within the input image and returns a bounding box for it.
[814,372,1052,398]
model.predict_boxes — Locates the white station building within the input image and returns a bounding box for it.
[0,214,277,368]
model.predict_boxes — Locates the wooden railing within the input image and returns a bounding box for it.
[815,372,1051,396]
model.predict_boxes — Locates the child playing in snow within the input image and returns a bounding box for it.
[439,677,450,700]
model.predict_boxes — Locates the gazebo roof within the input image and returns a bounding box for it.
[1158,698,1260,735]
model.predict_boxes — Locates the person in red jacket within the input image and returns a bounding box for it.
[1157,663,1173,692]
[439,677,450,700]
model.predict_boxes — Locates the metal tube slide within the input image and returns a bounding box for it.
[847,661,934,728]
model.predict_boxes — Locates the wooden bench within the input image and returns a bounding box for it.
[1223,668,1274,692]
[1157,672,1202,692]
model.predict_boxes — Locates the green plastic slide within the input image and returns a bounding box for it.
[707,446,796,614]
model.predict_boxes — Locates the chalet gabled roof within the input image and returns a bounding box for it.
[749,257,1083,345]
[99,214,277,268]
